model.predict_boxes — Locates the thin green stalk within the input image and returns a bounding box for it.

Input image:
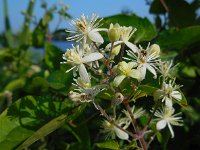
[19,0,35,47]
[3,0,14,48]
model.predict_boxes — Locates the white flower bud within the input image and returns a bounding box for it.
[108,23,121,42]
[149,44,160,57]
[111,45,121,56]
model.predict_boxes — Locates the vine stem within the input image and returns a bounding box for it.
[123,99,147,150]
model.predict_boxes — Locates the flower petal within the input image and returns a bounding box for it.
[171,91,182,101]
[114,127,129,140]
[167,123,175,138]
[124,41,138,53]
[154,89,164,100]
[146,64,157,78]
[78,64,90,83]
[137,65,146,81]
[113,75,126,87]
[156,120,167,130]
[127,69,141,81]
[88,30,104,43]
[106,41,123,51]
[82,52,104,63]
[165,97,173,108]
[127,62,137,69]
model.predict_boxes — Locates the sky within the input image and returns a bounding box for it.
[0,0,153,32]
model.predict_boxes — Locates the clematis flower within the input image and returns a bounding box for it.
[154,106,183,138]
[106,26,138,53]
[119,26,138,52]
[157,60,178,79]
[69,74,105,103]
[101,118,130,140]
[61,45,104,81]
[113,61,141,87]
[126,43,160,80]
[66,14,107,44]
[154,80,182,107]
[123,105,145,121]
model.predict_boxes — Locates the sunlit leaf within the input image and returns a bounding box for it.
[16,114,67,150]
[4,78,26,92]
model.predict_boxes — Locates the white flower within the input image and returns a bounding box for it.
[101,118,129,140]
[119,26,138,52]
[158,61,178,79]
[154,80,182,107]
[126,43,160,80]
[69,74,105,103]
[123,105,145,121]
[106,26,138,53]
[113,61,141,87]
[154,107,183,138]
[66,14,107,44]
[61,45,104,81]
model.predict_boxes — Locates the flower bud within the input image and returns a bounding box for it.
[108,23,121,42]
[111,92,124,106]
[149,44,160,57]
[111,45,121,56]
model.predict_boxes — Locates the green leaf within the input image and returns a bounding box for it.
[48,70,73,90]
[0,95,85,149]
[138,85,159,96]
[32,20,47,48]
[103,14,157,43]
[0,110,34,150]
[175,90,188,107]
[150,0,166,14]
[166,0,196,28]
[44,42,63,70]
[96,140,119,150]
[156,26,200,50]
[16,114,67,150]
[131,90,147,102]
[4,78,26,91]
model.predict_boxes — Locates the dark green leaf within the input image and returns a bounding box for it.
[138,85,159,96]
[156,26,200,50]
[44,42,63,69]
[48,70,73,90]
[150,0,166,14]
[96,140,119,150]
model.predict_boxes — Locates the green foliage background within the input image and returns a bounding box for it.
[0,0,200,149]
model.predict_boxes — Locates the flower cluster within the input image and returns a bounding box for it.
[62,14,184,148]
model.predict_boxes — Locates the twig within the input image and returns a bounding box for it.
[123,100,147,150]
[147,133,156,148]
[159,0,178,29]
